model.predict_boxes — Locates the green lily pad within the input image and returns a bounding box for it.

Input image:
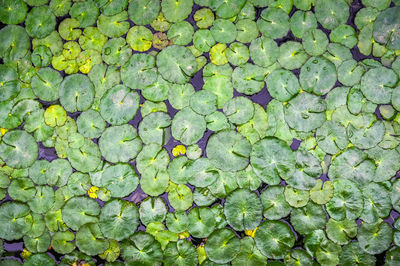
[171,108,206,145]
[326,179,363,220]
[187,207,216,238]
[326,218,357,245]
[314,0,349,30]
[139,112,171,146]
[0,130,38,169]
[373,6,400,50]
[62,196,100,231]
[224,188,262,231]
[164,240,197,266]
[278,41,309,70]
[139,197,167,226]
[102,37,132,66]
[31,67,62,102]
[249,36,279,68]
[361,66,398,104]
[69,0,99,28]
[254,220,295,259]
[100,163,139,198]
[257,8,289,39]
[223,96,254,125]
[0,0,28,25]
[161,0,193,23]
[97,11,130,38]
[0,201,32,241]
[59,74,95,113]
[310,180,334,205]
[136,144,169,174]
[168,183,193,211]
[24,230,51,253]
[187,158,218,187]
[0,25,30,61]
[266,69,300,102]
[67,138,101,172]
[203,75,233,108]
[156,45,197,84]
[140,167,169,196]
[210,19,237,44]
[28,186,55,214]
[128,0,160,25]
[51,231,76,254]
[121,53,157,90]
[339,241,376,265]
[358,220,393,255]
[76,223,109,256]
[121,231,163,265]
[300,56,337,96]
[284,92,326,132]
[77,110,106,139]
[24,254,55,266]
[205,229,240,264]
[250,137,295,184]
[126,26,153,52]
[290,10,317,38]
[207,130,251,172]
[100,199,139,241]
[99,124,142,163]
[260,185,291,220]
[25,6,56,38]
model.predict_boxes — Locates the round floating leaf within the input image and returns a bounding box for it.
[171,107,206,145]
[161,0,193,23]
[207,130,251,172]
[224,188,262,231]
[187,207,216,238]
[62,196,100,231]
[100,199,139,241]
[0,202,32,241]
[0,0,27,25]
[266,69,300,102]
[316,120,348,155]
[168,183,193,211]
[328,147,375,186]
[203,75,233,108]
[361,66,398,104]
[99,84,140,125]
[121,232,163,265]
[205,229,240,264]
[97,11,130,38]
[223,96,254,125]
[314,0,349,30]
[126,26,153,52]
[76,223,109,256]
[232,63,265,95]
[187,158,218,188]
[51,231,76,255]
[373,7,400,50]
[69,0,99,28]
[25,6,56,38]
[31,67,63,102]
[290,10,317,39]
[164,240,197,266]
[291,202,326,235]
[260,185,291,220]
[190,90,217,116]
[358,221,393,255]
[128,0,160,25]
[139,197,167,226]
[284,92,326,132]
[59,74,95,113]
[99,124,142,163]
[210,19,237,44]
[136,143,169,174]
[300,56,337,96]
[257,8,289,39]
[139,112,171,145]
[24,254,55,266]
[0,25,30,61]
[278,41,309,70]
[0,130,38,169]
[284,186,309,208]
[254,220,295,259]
[310,180,334,205]
[326,218,357,245]
[360,182,391,223]
[44,105,67,127]
[302,29,329,56]
[156,45,197,84]
[326,179,363,221]
[121,53,157,90]
[250,137,295,185]
[249,36,279,68]
[8,177,35,202]
[0,65,20,102]
[67,138,101,173]
[28,160,48,185]
[77,110,106,139]
[28,186,55,214]
[140,167,169,196]
[339,241,376,265]
[24,230,51,253]
[101,163,139,198]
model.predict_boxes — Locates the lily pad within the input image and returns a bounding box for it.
[171,108,206,145]
[205,229,240,264]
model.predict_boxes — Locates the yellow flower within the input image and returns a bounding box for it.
[88,186,99,199]
[172,145,186,157]
[244,227,258,238]
[21,248,32,259]
[0,128,8,136]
